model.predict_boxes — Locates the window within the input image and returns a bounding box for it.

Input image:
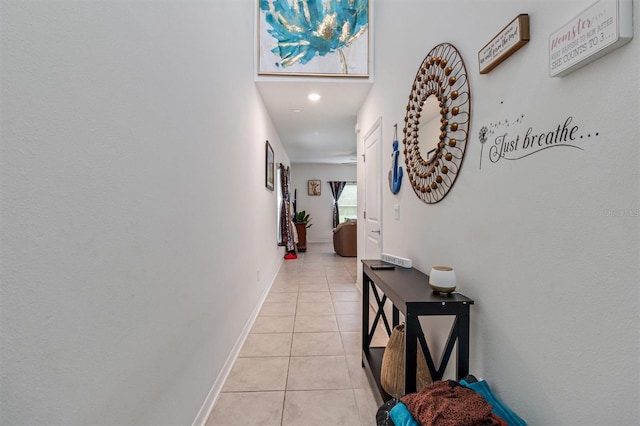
[338,183,357,224]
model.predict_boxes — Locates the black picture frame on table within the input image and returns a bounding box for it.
[265,140,275,191]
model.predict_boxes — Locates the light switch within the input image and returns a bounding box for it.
[393,204,400,220]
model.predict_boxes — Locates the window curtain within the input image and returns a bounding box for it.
[279,164,295,251]
[328,181,347,228]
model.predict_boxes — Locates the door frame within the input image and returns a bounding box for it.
[362,117,383,260]
[357,117,383,291]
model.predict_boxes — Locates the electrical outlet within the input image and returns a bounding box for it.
[381,253,412,268]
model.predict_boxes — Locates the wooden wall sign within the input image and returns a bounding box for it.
[478,14,530,74]
[549,0,633,78]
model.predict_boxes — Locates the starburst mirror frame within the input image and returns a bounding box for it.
[402,43,471,204]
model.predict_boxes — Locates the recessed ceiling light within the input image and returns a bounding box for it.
[291,108,302,113]
[308,93,321,102]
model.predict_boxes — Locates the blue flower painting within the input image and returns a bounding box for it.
[259,0,369,76]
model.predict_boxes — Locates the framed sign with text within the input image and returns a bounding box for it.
[478,14,530,74]
[549,0,633,77]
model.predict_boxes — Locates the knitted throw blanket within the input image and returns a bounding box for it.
[401,380,507,426]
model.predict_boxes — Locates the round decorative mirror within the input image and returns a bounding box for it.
[402,43,471,204]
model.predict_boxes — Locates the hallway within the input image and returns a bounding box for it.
[206,243,379,426]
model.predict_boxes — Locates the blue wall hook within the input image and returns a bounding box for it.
[389,125,403,194]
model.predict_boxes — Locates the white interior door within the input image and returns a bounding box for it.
[364,119,382,260]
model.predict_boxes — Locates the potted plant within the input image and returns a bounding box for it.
[294,210,312,252]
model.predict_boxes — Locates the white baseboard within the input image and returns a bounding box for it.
[191,259,282,426]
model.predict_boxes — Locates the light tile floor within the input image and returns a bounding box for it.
[206,243,380,426]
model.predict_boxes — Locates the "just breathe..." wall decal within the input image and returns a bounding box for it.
[478,115,599,169]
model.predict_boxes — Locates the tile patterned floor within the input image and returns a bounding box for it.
[206,243,380,426]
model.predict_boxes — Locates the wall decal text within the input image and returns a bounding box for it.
[478,115,599,168]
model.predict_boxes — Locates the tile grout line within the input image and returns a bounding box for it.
[280,254,303,426]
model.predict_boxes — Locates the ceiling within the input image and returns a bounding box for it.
[256,80,373,164]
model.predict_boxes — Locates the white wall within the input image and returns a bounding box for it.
[357,0,639,425]
[1,1,288,424]
[290,163,357,243]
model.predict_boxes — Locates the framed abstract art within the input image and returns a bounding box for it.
[258,0,369,77]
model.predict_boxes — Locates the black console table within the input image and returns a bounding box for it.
[361,259,474,403]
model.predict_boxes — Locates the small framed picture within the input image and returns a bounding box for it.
[308,179,321,196]
[265,141,274,191]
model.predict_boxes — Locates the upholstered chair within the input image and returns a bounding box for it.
[333,221,357,257]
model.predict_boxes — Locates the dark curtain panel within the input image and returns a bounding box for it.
[328,181,347,228]
[279,165,295,251]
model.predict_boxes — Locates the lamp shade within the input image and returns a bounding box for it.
[429,266,456,293]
